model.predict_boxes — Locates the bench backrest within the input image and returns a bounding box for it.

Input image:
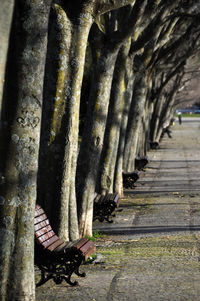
[35,204,64,251]
[94,193,120,207]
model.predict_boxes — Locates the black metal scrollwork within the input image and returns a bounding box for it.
[35,248,86,287]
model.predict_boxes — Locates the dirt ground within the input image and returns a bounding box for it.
[36,117,200,301]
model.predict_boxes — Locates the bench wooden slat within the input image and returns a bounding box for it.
[47,239,65,252]
[34,219,50,231]
[109,193,120,207]
[102,194,111,204]
[79,240,96,259]
[35,208,45,217]
[71,238,89,250]
[84,247,96,260]
[34,213,47,225]
[84,246,96,260]
[94,194,101,203]
[35,225,52,238]
[37,230,56,243]
[42,235,60,249]
[35,204,42,210]
[98,195,105,205]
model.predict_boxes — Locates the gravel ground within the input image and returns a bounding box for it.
[36,117,200,301]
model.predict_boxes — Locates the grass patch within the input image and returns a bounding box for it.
[97,234,200,262]
[86,229,104,242]
[175,113,200,117]
[84,253,98,264]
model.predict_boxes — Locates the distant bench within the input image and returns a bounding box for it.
[149,141,159,149]
[135,156,149,170]
[34,204,96,287]
[93,193,120,223]
[123,171,140,189]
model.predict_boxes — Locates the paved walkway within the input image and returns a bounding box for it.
[36,117,200,301]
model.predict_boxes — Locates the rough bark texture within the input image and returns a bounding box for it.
[123,73,147,172]
[137,97,149,157]
[98,42,130,194]
[152,94,165,142]
[57,5,93,241]
[38,3,93,241]
[38,0,135,240]
[38,3,72,230]
[0,0,51,300]
[77,49,118,236]
[77,0,148,236]
[114,58,135,194]
[0,0,14,114]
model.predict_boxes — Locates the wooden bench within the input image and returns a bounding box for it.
[93,193,120,223]
[150,141,159,149]
[34,204,96,287]
[135,156,149,170]
[123,171,140,189]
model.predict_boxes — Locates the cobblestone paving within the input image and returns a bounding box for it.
[36,117,200,301]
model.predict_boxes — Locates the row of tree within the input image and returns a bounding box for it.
[0,0,200,299]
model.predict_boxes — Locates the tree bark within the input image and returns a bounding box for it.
[123,73,147,172]
[77,48,118,236]
[0,0,15,115]
[77,0,148,237]
[98,42,130,194]
[38,0,137,240]
[57,4,93,241]
[114,58,135,194]
[0,0,51,300]
[38,2,94,241]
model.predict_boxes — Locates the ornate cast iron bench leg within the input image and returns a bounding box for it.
[36,264,55,287]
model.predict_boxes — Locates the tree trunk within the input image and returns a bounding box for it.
[57,5,93,241]
[152,94,165,142]
[0,0,51,300]
[137,98,149,158]
[123,73,147,172]
[38,0,140,240]
[37,3,72,230]
[77,49,118,236]
[0,0,15,114]
[76,0,148,236]
[157,74,183,140]
[98,42,130,194]
[114,58,135,194]
[38,3,93,241]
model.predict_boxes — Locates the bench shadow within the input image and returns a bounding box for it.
[119,202,194,208]
[125,189,200,195]
[95,225,200,235]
